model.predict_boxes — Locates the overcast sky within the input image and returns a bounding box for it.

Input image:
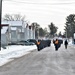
[2,0,75,33]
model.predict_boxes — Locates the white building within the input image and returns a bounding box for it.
[1,21,35,45]
[1,25,9,45]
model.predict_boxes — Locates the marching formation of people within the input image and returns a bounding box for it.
[53,39,61,51]
[36,39,51,51]
[53,39,59,51]
[53,38,68,51]
[36,38,69,51]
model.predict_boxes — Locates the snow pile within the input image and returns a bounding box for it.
[68,40,73,45]
[0,45,37,66]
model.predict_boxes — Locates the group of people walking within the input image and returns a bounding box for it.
[53,39,68,51]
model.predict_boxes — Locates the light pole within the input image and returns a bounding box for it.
[0,0,2,50]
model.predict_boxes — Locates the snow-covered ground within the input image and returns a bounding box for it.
[68,40,75,48]
[0,39,75,67]
[0,45,37,66]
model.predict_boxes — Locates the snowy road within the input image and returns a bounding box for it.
[0,44,75,75]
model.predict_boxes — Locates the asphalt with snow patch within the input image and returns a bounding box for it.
[0,44,75,75]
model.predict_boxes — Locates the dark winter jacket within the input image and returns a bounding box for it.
[64,40,68,45]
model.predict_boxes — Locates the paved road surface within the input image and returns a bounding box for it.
[0,44,75,75]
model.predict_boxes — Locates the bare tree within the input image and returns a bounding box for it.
[3,14,26,22]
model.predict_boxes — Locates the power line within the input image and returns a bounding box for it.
[3,0,75,5]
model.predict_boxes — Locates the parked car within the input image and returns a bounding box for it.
[8,42,17,45]
[27,39,37,45]
[17,40,35,45]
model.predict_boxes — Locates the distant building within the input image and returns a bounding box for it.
[1,21,35,45]
[1,24,9,45]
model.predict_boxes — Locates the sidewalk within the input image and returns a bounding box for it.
[0,45,37,66]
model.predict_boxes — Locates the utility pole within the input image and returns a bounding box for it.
[0,0,2,50]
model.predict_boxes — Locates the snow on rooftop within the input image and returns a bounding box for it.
[2,21,23,26]
[11,27,17,30]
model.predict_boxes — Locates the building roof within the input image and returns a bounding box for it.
[2,21,23,27]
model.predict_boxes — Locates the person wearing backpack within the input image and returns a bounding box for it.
[53,39,59,51]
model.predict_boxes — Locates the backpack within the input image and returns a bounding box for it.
[37,42,40,45]
[55,40,58,44]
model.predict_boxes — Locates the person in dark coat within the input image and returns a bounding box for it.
[64,39,68,49]
[53,39,59,51]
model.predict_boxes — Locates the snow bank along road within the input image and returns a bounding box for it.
[0,44,75,75]
[0,45,37,66]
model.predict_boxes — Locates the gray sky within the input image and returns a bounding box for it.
[2,0,75,33]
